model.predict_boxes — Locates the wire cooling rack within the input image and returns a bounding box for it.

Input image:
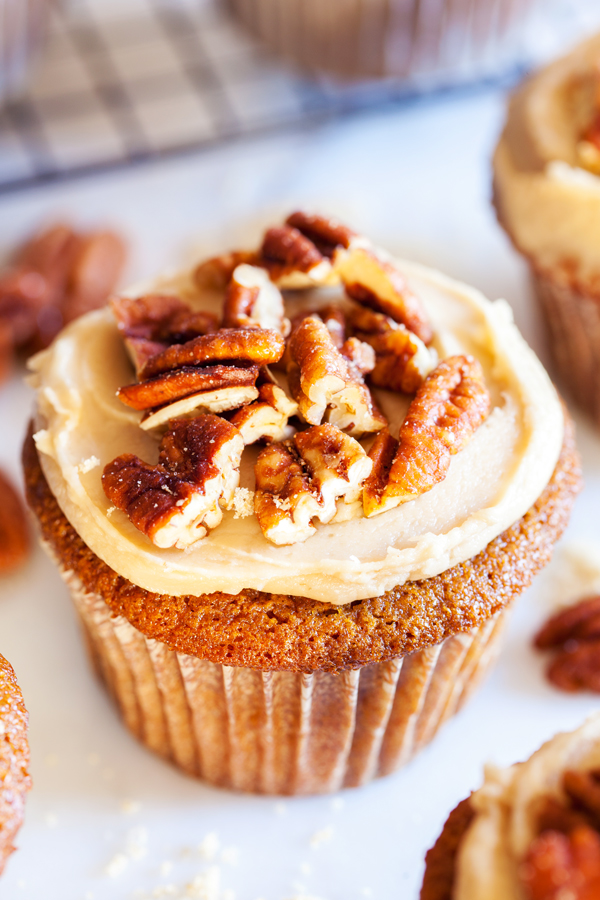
[1,0,600,195]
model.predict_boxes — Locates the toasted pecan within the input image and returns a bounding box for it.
[261,225,334,288]
[366,328,435,393]
[230,383,298,445]
[520,826,600,900]
[285,211,358,257]
[117,364,259,411]
[535,597,600,649]
[0,469,30,574]
[534,597,600,693]
[194,250,260,290]
[363,355,490,516]
[340,337,376,376]
[222,264,289,335]
[102,415,244,548]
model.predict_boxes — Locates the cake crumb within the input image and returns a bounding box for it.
[105,852,128,877]
[231,487,254,518]
[309,825,334,849]
[186,866,220,899]
[78,455,100,474]
[120,799,142,816]
[106,506,117,518]
[198,831,220,861]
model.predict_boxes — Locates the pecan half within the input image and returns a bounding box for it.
[140,384,259,432]
[117,364,259,411]
[534,597,600,693]
[102,415,244,548]
[261,225,335,289]
[254,423,372,545]
[363,355,490,516]
[0,469,30,574]
[336,247,432,344]
[519,826,600,900]
[222,264,289,336]
[287,316,386,437]
[285,211,359,257]
[230,383,298,445]
[139,328,285,380]
[194,250,259,290]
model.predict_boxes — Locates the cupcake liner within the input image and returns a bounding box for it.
[60,561,509,795]
[532,270,600,427]
[225,0,537,82]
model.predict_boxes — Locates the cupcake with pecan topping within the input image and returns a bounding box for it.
[23,212,579,794]
[493,33,600,428]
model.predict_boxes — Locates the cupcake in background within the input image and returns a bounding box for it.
[494,33,600,427]
[421,713,600,899]
[224,0,540,84]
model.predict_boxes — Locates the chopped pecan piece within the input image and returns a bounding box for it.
[140,384,258,432]
[102,415,244,548]
[534,597,600,694]
[318,304,347,349]
[287,316,386,437]
[520,826,600,900]
[230,383,298,445]
[254,424,372,545]
[194,250,259,290]
[336,247,432,344]
[222,264,289,336]
[285,211,359,258]
[363,355,490,516]
[364,328,435,393]
[117,364,259,411]
[139,328,284,380]
[0,469,30,574]
[261,225,335,289]
[340,337,375,376]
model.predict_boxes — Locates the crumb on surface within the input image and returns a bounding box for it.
[231,487,254,518]
[309,825,334,849]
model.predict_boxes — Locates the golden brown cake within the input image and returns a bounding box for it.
[421,715,600,900]
[0,654,31,874]
[493,34,600,427]
[24,213,580,794]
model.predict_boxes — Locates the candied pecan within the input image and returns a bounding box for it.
[536,795,592,837]
[546,641,600,693]
[336,247,432,344]
[222,264,289,336]
[230,383,298,445]
[139,328,284,380]
[363,355,490,516]
[117,364,259,411]
[102,415,244,548]
[340,337,376,376]
[140,384,259,432]
[0,469,30,574]
[318,304,347,349]
[285,211,358,257]
[261,225,334,288]
[365,328,435,393]
[535,597,600,649]
[194,250,259,290]
[564,770,600,829]
[287,316,386,437]
[519,826,600,900]
[346,302,396,336]
[254,424,372,545]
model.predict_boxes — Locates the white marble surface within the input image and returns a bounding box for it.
[0,83,600,900]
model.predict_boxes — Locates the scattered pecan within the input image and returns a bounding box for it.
[254,423,372,545]
[520,826,600,900]
[117,364,259,411]
[534,597,600,693]
[102,415,244,548]
[336,247,432,344]
[230,383,298,445]
[139,327,285,380]
[222,264,289,336]
[285,211,359,258]
[194,250,260,290]
[0,469,30,574]
[363,355,490,516]
[287,316,386,437]
[261,225,335,288]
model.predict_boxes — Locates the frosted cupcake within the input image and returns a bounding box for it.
[24,213,579,794]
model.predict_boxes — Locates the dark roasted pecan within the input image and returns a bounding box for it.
[535,597,600,694]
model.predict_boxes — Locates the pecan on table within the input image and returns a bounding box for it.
[363,355,490,516]
[102,414,244,548]
[534,597,600,693]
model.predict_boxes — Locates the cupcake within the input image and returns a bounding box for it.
[0,654,30,873]
[421,713,600,899]
[24,212,579,795]
[493,33,600,427]
[225,0,539,83]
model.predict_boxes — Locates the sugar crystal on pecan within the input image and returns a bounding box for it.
[254,423,372,545]
[363,355,490,516]
[230,383,298,445]
[287,316,386,437]
[336,247,432,344]
[117,364,259,411]
[222,264,289,336]
[285,211,362,258]
[340,337,376,376]
[102,414,244,548]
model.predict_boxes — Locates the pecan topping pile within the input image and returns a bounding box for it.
[104,213,491,548]
[534,597,600,692]
[0,222,126,383]
[519,769,600,899]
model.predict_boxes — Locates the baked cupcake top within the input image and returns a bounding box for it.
[29,214,563,604]
[452,714,600,899]
[494,34,600,291]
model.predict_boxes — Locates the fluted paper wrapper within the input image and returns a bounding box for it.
[533,271,600,428]
[63,567,508,794]
[225,0,537,83]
